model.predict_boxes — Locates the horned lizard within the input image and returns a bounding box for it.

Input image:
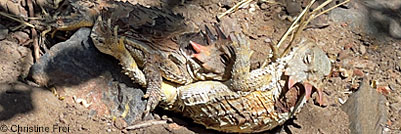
[40,1,332,132]
[40,0,236,116]
[159,35,332,133]
[74,1,234,115]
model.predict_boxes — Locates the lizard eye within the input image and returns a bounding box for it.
[303,50,314,65]
[220,54,230,65]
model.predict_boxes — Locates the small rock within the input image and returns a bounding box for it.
[342,78,387,134]
[397,60,401,72]
[259,3,269,10]
[360,45,366,55]
[285,0,301,16]
[376,86,390,95]
[220,0,234,8]
[339,67,351,78]
[59,114,68,124]
[249,4,256,13]
[12,31,29,44]
[264,37,272,43]
[353,69,364,77]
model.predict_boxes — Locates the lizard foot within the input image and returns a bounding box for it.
[91,16,147,87]
[142,64,162,118]
[288,77,324,105]
[142,87,162,118]
[230,33,253,60]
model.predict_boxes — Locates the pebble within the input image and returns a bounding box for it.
[259,3,269,10]
[397,60,401,72]
[264,37,271,43]
[12,31,29,44]
[59,114,68,124]
[353,69,364,77]
[360,45,366,55]
[249,4,256,13]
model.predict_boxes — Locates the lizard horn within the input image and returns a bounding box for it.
[214,24,227,40]
[204,25,216,45]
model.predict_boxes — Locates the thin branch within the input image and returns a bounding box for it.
[0,12,35,28]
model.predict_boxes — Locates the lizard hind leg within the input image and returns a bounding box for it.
[91,16,147,87]
[142,62,163,118]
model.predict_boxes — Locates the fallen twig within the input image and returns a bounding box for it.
[0,12,35,28]
[126,120,167,130]
[217,0,252,19]
[276,0,351,58]
[27,0,41,61]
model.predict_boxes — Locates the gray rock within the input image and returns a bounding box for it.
[29,28,147,124]
[329,1,377,35]
[342,77,387,134]
[329,0,401,39]
[0,40,32,83]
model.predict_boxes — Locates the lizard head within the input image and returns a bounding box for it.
[188,25,234,75]
[284,41,332,105]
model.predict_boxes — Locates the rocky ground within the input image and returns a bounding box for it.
[0,0,400,133]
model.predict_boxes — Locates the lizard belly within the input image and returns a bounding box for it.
[162,81,306,133]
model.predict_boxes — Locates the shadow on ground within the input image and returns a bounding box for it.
[0,83,34,121]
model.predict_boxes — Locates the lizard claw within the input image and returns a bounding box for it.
[143,90,161,119]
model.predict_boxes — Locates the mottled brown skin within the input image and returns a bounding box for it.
[160,37,332,133]
[82,1,235,116]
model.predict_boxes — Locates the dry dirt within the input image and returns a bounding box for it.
[0,0,400,133]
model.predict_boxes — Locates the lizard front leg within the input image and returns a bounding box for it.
[91,16,147,87]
